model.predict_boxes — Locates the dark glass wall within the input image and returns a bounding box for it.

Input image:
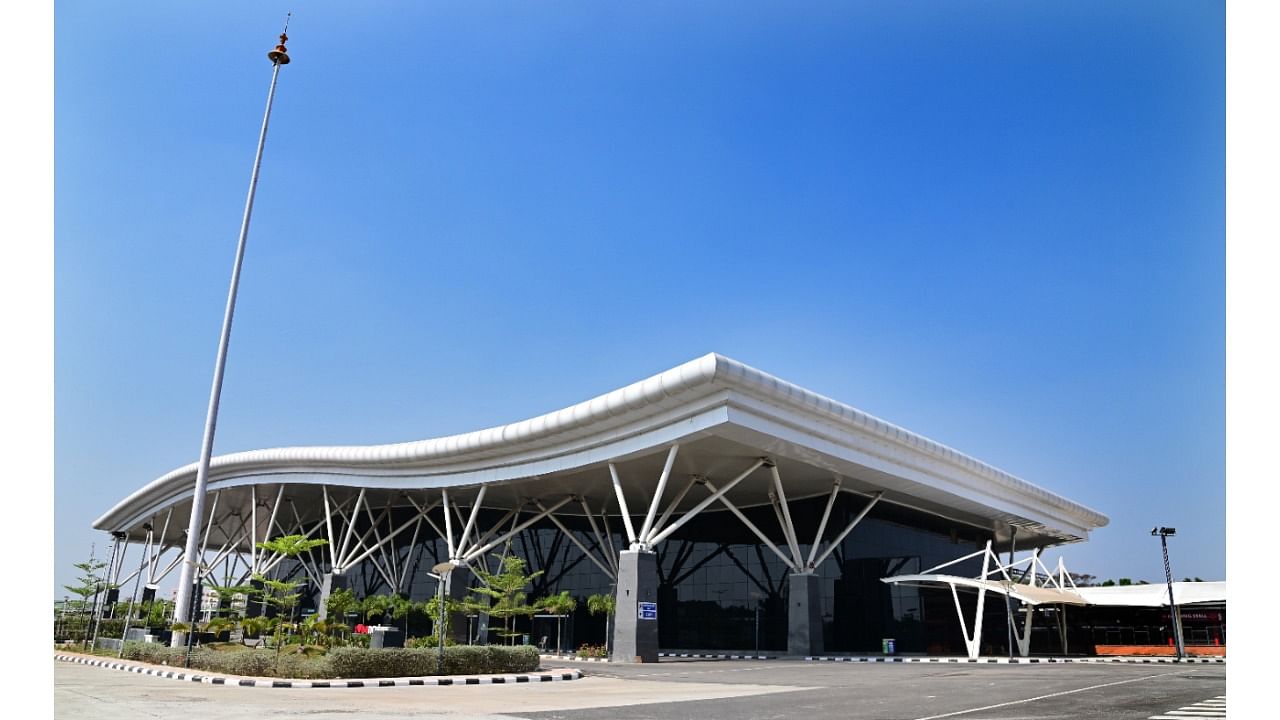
[303,496,994,653]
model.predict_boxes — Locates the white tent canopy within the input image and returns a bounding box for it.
[1076,581,1226,607]
[882,545,1226,659]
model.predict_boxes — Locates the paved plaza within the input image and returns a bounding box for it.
[54,655,1228,720]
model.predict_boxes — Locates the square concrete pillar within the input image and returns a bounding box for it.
[447,567,473,645]
[316,572,344,621]
[612,550,659,662]
[788,572,823,656]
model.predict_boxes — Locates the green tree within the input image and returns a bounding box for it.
[538,590,578,654]
[254,535,328,623]
[422,595,465,643]
[64,558,114,615]
[64,554,118,649]
[253,534,329,670]
[587,592,616,653]
[387,594,415,638]
[239,616,271,645]
[467,553,544,645]
[326,588,358,625]
[361,594,393,625]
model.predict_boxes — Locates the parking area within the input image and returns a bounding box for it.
[55,654,1227,720]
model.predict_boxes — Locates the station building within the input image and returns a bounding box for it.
[94,353,1112,659]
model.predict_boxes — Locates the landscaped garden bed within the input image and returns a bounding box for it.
[119,641,540,679]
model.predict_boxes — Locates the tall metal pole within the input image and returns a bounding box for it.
[119,525,154,657]
[1159,534,1185,659]
[433,562,457,674]
[90,532,125,652]
[172,25,292,646]
[1004,526,1016,658]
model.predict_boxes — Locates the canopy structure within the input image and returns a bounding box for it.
[883,550,1226,659]
[94,352,1109,659]
[1077,582,1226,607]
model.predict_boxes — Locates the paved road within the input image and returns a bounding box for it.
[54,656,1227,720]
[532,658,1227,720]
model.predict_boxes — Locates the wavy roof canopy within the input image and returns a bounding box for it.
[96,353,1108,545]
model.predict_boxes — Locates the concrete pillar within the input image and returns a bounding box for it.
[612,550,659,662]
[447,567,472,645]
[316,571,348,621]
[788,572,823,656]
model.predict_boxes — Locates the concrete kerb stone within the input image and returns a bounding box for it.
[804,655,1225,665]
[54,652,584,688]
[540,653,611,663]
[658,652,776,660]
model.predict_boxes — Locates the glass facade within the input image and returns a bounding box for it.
[301,494,995,654]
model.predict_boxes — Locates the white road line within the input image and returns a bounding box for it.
[911,670,1193,720]
[1148,695,1227,719]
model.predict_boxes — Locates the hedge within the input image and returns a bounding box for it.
[116,642,538,679]
[328,645,539,677]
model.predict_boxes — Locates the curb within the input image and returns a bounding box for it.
[540,654,611,663]
[659,652,775,660]
[54,653,584,688]
[804,655,1225,665]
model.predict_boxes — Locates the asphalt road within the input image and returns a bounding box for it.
[53,656,1228,720]
[532,658,1228,720]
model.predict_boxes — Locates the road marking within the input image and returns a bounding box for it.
[911,670,1194,720]
[1148,695,1227,719]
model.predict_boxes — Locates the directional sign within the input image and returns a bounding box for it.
[638,602,658,621]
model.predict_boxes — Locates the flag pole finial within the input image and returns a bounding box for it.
[268,13,292,65]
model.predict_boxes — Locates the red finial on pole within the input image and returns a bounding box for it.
[268,13,292,65]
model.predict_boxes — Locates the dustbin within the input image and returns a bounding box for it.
[881,638,895,655]
[368,625,400,650]
[522,634,530,646]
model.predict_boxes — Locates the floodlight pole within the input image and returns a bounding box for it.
[1005,526,1016,659]
[1153,527,1185,659]
[171,25,292,646]
[433,561,457,675]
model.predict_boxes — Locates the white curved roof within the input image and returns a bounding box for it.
[95,353,1109,541]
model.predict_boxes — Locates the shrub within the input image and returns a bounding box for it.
[405,635,456,649]
[114,641,538,679]
[326,645,539,678]
[121,641,189,666]
[56,616,127,644]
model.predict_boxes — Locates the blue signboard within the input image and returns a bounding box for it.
[638,602,658,620]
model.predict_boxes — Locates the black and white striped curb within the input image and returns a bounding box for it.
[805,655,1224,665]
[659,652,775,660]
[55,654,584,687]
[540,654,611,663]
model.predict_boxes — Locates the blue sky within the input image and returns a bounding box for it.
[54,1,1224,596]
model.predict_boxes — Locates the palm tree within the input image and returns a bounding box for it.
[587,592,616,655]
[538,591,578,655]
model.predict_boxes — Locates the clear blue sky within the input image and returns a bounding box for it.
[54,0,1224,596]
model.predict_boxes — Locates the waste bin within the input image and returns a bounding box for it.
[881,638,895,655]
[368,625,402,649]
[522,634,530,646]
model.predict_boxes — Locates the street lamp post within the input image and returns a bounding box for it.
[171,23,292,647]
[433,561,458,676]
[1151,527,1185,660]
